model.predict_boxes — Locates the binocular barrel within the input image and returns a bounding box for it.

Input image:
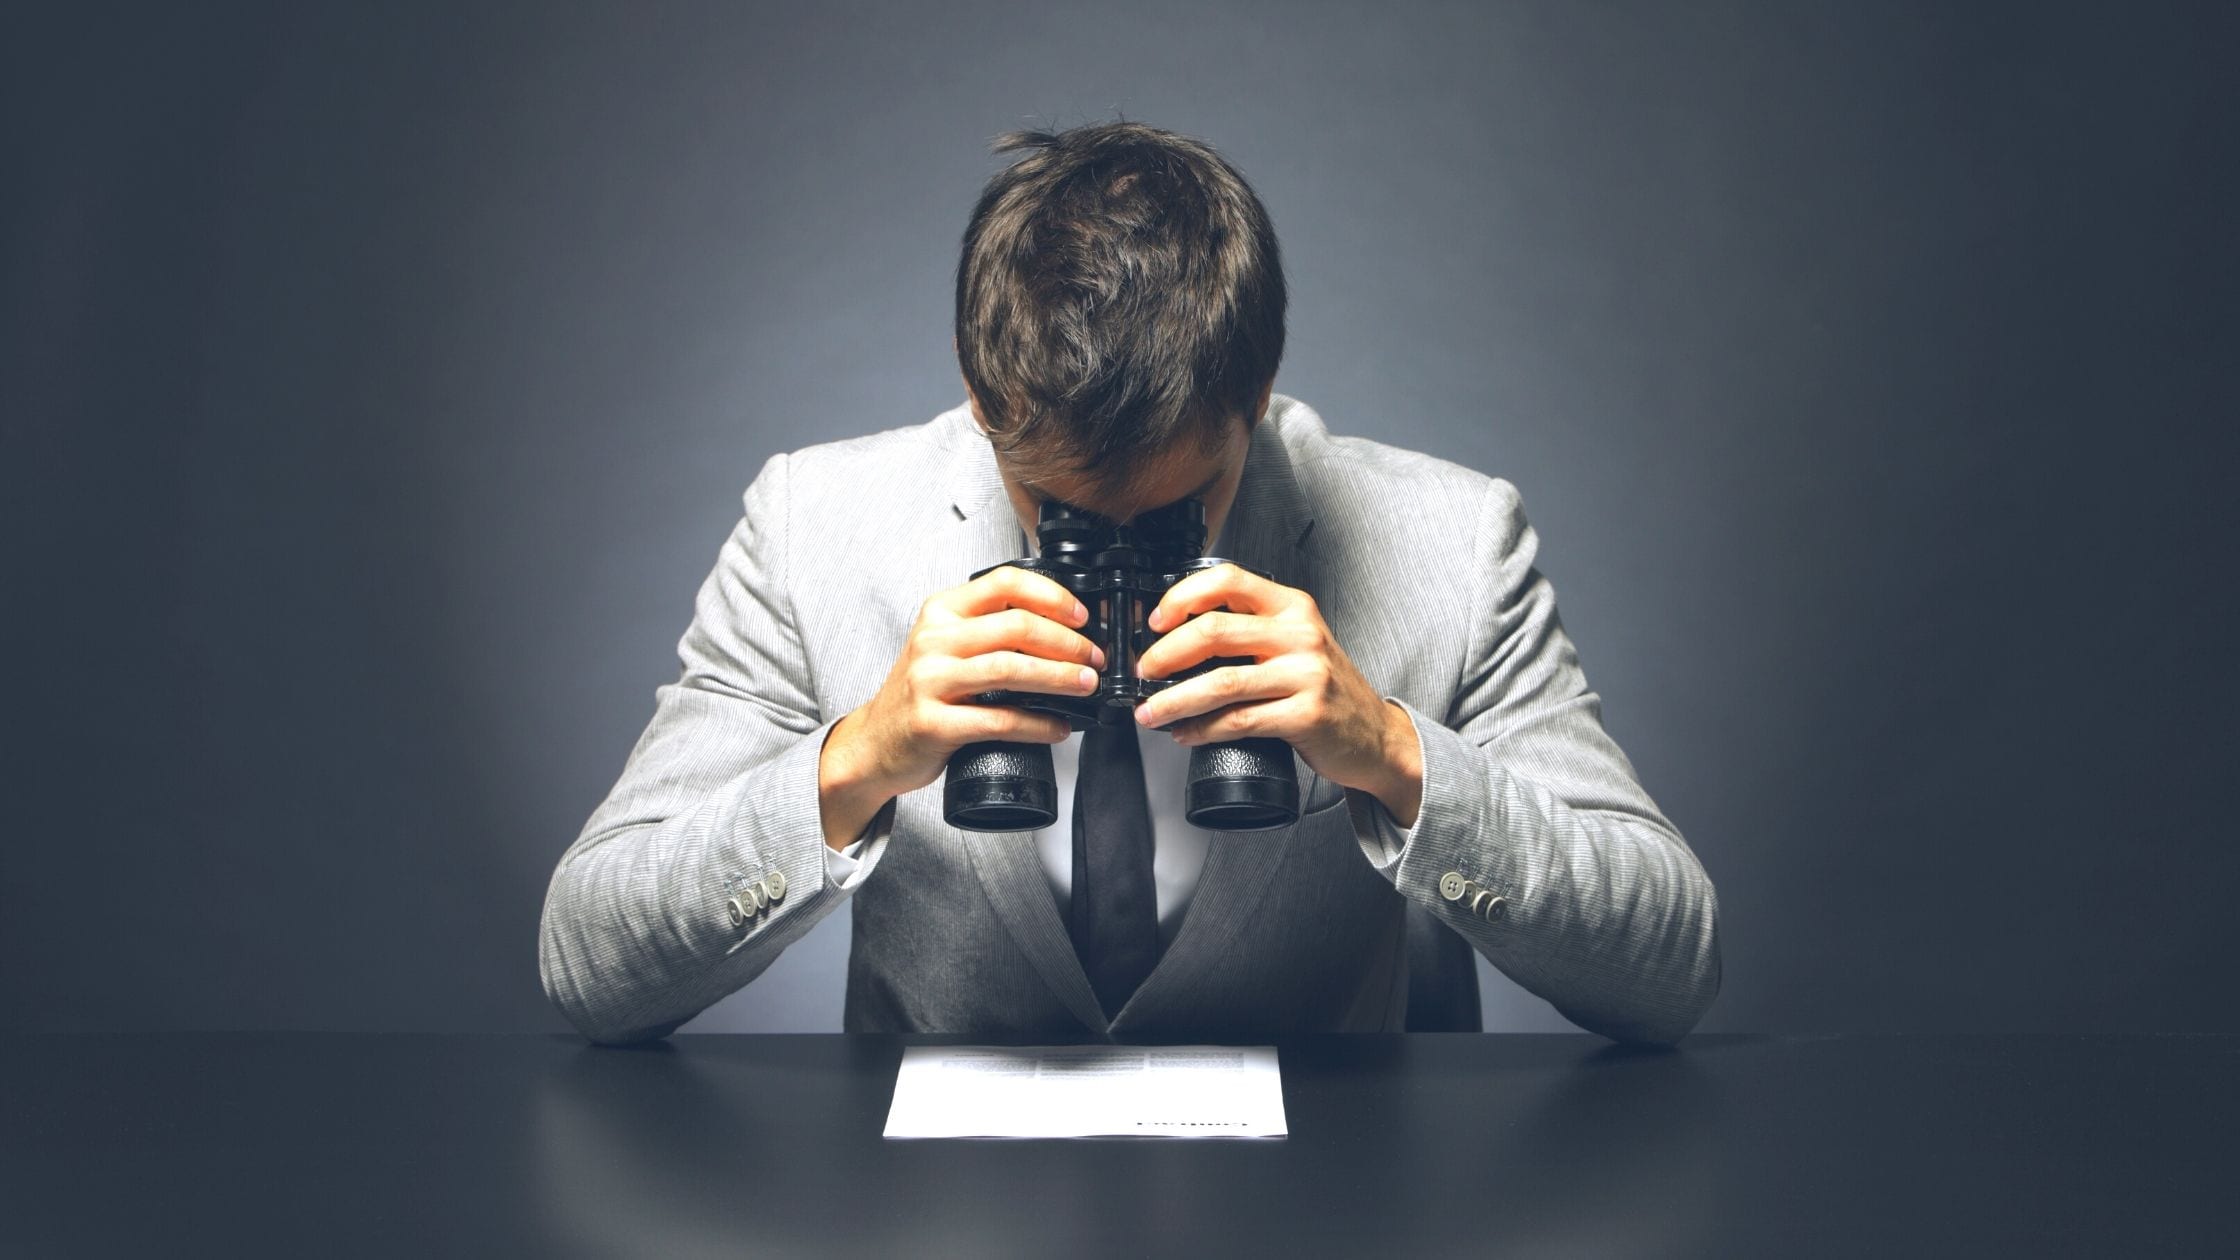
[941,497,1300,834]
[944,733,1299,833]
[942,740,1063,833]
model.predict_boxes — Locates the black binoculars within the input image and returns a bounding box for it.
[941,496,1300,833]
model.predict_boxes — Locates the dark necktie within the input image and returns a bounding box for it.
[1071,721,1160,1021]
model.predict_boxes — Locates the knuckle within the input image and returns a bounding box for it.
[908,625,945,658]
[908,699,945,739]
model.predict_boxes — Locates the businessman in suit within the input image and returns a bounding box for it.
[538,122,1721,1046]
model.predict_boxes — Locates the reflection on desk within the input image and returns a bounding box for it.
[535,1037,1720,1256]
[2,1033,2230,1257]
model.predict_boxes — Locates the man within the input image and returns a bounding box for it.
[538,122,1721,1047]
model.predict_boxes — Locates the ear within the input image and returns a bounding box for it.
[1251,380,1273,428]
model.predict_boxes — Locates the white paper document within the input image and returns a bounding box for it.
[883,1044,1287,1139]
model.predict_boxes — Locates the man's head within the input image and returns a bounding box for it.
[953,121,1286,544]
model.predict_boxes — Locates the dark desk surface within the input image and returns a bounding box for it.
[3,1033,2232,1258]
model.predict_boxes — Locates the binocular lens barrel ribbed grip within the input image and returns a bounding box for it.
[1181,736,1299,831]
[943,741,1060,831]
[943,735,1297,833]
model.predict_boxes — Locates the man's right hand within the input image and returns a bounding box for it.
[816,565,1105,850]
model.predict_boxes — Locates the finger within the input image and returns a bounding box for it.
[1135,610,1299,680]
[931,651,1101,701]
[928,607,1104,667]
[937,564,1087,627]
[1167,694,1310,746]
[934,703,1072,746]
[1146,563,1293,632]
[1135,662,1297,728]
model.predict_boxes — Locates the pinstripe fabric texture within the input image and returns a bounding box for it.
[537,395,1722,1045]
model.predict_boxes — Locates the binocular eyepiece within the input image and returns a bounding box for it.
[941,497,1300,833]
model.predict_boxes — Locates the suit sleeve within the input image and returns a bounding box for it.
[537,452,896,1044]
[1346,477,1722,1045]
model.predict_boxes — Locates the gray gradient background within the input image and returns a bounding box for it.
[5,1,2234,1036]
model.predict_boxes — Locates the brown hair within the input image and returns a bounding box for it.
[955,120,1286,496]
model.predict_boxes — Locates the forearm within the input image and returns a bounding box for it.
[1355,701,1722,1045]
[538,717,882,1044]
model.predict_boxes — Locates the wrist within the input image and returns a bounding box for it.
[1369,699,1424,829]
[819,711,897,851]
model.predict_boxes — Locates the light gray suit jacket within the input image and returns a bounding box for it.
[538,395,1721,1046]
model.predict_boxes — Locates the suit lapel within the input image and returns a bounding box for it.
[934,401,1320,1036]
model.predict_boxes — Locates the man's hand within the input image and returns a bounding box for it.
[818,566,1104,850]
[1132,565,1424,828]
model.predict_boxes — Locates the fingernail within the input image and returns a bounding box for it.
[1090,645,1106,668]
[1135,704,1156,726]
[1078,667,1098,690]
[1071,600,1089,624]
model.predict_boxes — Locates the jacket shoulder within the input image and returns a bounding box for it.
[783,403,964,476]
[1267,394,1518,520]
[741,402,971,514]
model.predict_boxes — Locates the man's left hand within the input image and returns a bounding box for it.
[1132,564,1424,828]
